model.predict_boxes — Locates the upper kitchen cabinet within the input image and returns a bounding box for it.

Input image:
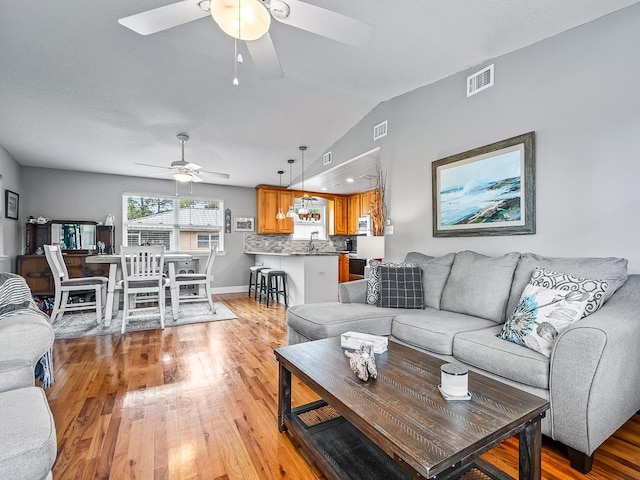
[333,196,348,235]
[256,186,294,234]
[347,194,361,235]
[360,189,375,216]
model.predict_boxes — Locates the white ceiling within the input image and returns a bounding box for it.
[1,1,638,191]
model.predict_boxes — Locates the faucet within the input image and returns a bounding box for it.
[308,231,319,252]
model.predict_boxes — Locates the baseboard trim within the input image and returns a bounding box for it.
[212,285,248,294]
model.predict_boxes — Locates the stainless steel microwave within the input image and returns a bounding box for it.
[358,215,372,235]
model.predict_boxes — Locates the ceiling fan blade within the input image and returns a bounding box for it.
[118,0,210,36]
[191,173,204,183]
[246,32,284,80]
[200,169,231,179]
[145,171,173,177]
[272,0,373,48]
[134,162,171,170]
[185,162,202,170]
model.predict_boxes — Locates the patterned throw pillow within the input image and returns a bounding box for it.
[378,265,424,309]
[366,260,416,305]
[497,284,591,357]
[529,267,608,317]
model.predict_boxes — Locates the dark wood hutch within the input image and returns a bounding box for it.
[17,220,116,296]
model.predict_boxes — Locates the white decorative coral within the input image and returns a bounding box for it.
[344,344,378,381]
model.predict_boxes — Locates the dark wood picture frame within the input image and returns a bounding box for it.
[432,132,536,237]
[4,189,19,220]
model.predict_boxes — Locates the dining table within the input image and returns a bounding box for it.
[85,253,193,325]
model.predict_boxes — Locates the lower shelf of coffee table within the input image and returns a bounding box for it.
[284,401,513,480]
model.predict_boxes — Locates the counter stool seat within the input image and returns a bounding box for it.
[248,266,269,300]
[259,269,288,307]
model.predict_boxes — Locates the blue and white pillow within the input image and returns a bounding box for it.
[497,284,591,357]
[530,267,608,317]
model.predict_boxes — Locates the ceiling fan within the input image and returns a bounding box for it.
[117,0,373,80]
[135,134,230,183]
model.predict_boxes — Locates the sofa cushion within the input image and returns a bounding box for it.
[529,267,608,317]
[497,284,590,357]
[454,325,550,389]
[506,253,628,317]
[0,387,56,480]
[287,302,400,340]
[392,310,495,355]
[404,252,456,309]
[440,251,520,323]
[366,261,416,305]
[378,265,424,309]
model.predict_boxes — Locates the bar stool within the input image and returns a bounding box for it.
[260,270,288,307]
[248,266,268,300]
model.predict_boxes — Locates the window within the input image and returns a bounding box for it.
[123,194,224,252]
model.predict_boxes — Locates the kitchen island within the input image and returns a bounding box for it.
[246,251,339,306]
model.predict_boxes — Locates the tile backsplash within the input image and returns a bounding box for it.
[244,234,357,254]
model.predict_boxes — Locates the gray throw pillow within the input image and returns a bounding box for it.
[403,252,456,309]
[440,251,520,323]
[378,265,424,309]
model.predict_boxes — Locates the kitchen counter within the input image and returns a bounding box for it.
[251,253,339,306]
[245,250,339,256]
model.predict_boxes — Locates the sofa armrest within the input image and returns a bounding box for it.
[549,274,640,456]
[0,313,54,367]
[338,279,368,304]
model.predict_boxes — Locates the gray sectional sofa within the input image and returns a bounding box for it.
[286,250,640,473]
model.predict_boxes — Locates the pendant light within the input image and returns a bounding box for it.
[286,159,296,217]
[297,146,310,215]
[275,170,286,220]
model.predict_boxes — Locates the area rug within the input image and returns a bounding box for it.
[53,302,237,340]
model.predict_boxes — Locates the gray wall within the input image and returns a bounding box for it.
[0,146,23,272]
[21,167,256,289]
[312,4,640,272]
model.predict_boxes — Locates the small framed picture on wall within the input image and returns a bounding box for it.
[234,217,255,232]
[4,190,19,220]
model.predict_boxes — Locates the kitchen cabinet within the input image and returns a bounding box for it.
[333,196,348,235]
[347,194,361,234]
[256,186,294,234]
[360,189,375,215]
[338,252,350,283]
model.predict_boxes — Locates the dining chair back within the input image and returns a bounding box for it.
[120,245,168,334]
[169,247,216,319]
[44,245,107,324]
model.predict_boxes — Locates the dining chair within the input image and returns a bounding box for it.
[43,245,108,324]
[169,247,216,320]
[120,245,168,334]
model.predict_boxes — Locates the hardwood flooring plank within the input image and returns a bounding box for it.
[46,293,640,479]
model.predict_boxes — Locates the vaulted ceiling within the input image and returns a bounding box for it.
[1,1,638,190]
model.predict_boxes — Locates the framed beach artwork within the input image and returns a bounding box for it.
[234,217,255,232]
[432,132,535,237]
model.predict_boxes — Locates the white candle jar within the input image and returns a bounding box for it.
[440,363,469,397]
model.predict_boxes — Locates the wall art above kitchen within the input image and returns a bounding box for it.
[431,131,535,237]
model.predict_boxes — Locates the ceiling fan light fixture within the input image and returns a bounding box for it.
[172,171,193,183]
[211,0,271,41]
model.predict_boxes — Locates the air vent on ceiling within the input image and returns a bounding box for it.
[323,151,333,166]
[467,64,494,97]
[373,120,388,140]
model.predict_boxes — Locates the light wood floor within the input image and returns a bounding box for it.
[46,293,640,479]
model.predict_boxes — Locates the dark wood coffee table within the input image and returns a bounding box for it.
[275,337,549,480]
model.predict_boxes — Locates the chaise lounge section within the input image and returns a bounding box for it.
[286,250,640,473]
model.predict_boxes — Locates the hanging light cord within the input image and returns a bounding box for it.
[233,0,242,86]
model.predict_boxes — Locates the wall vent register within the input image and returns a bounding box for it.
[467,64,494,97]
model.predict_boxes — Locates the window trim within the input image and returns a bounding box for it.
[122,192,225,253]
